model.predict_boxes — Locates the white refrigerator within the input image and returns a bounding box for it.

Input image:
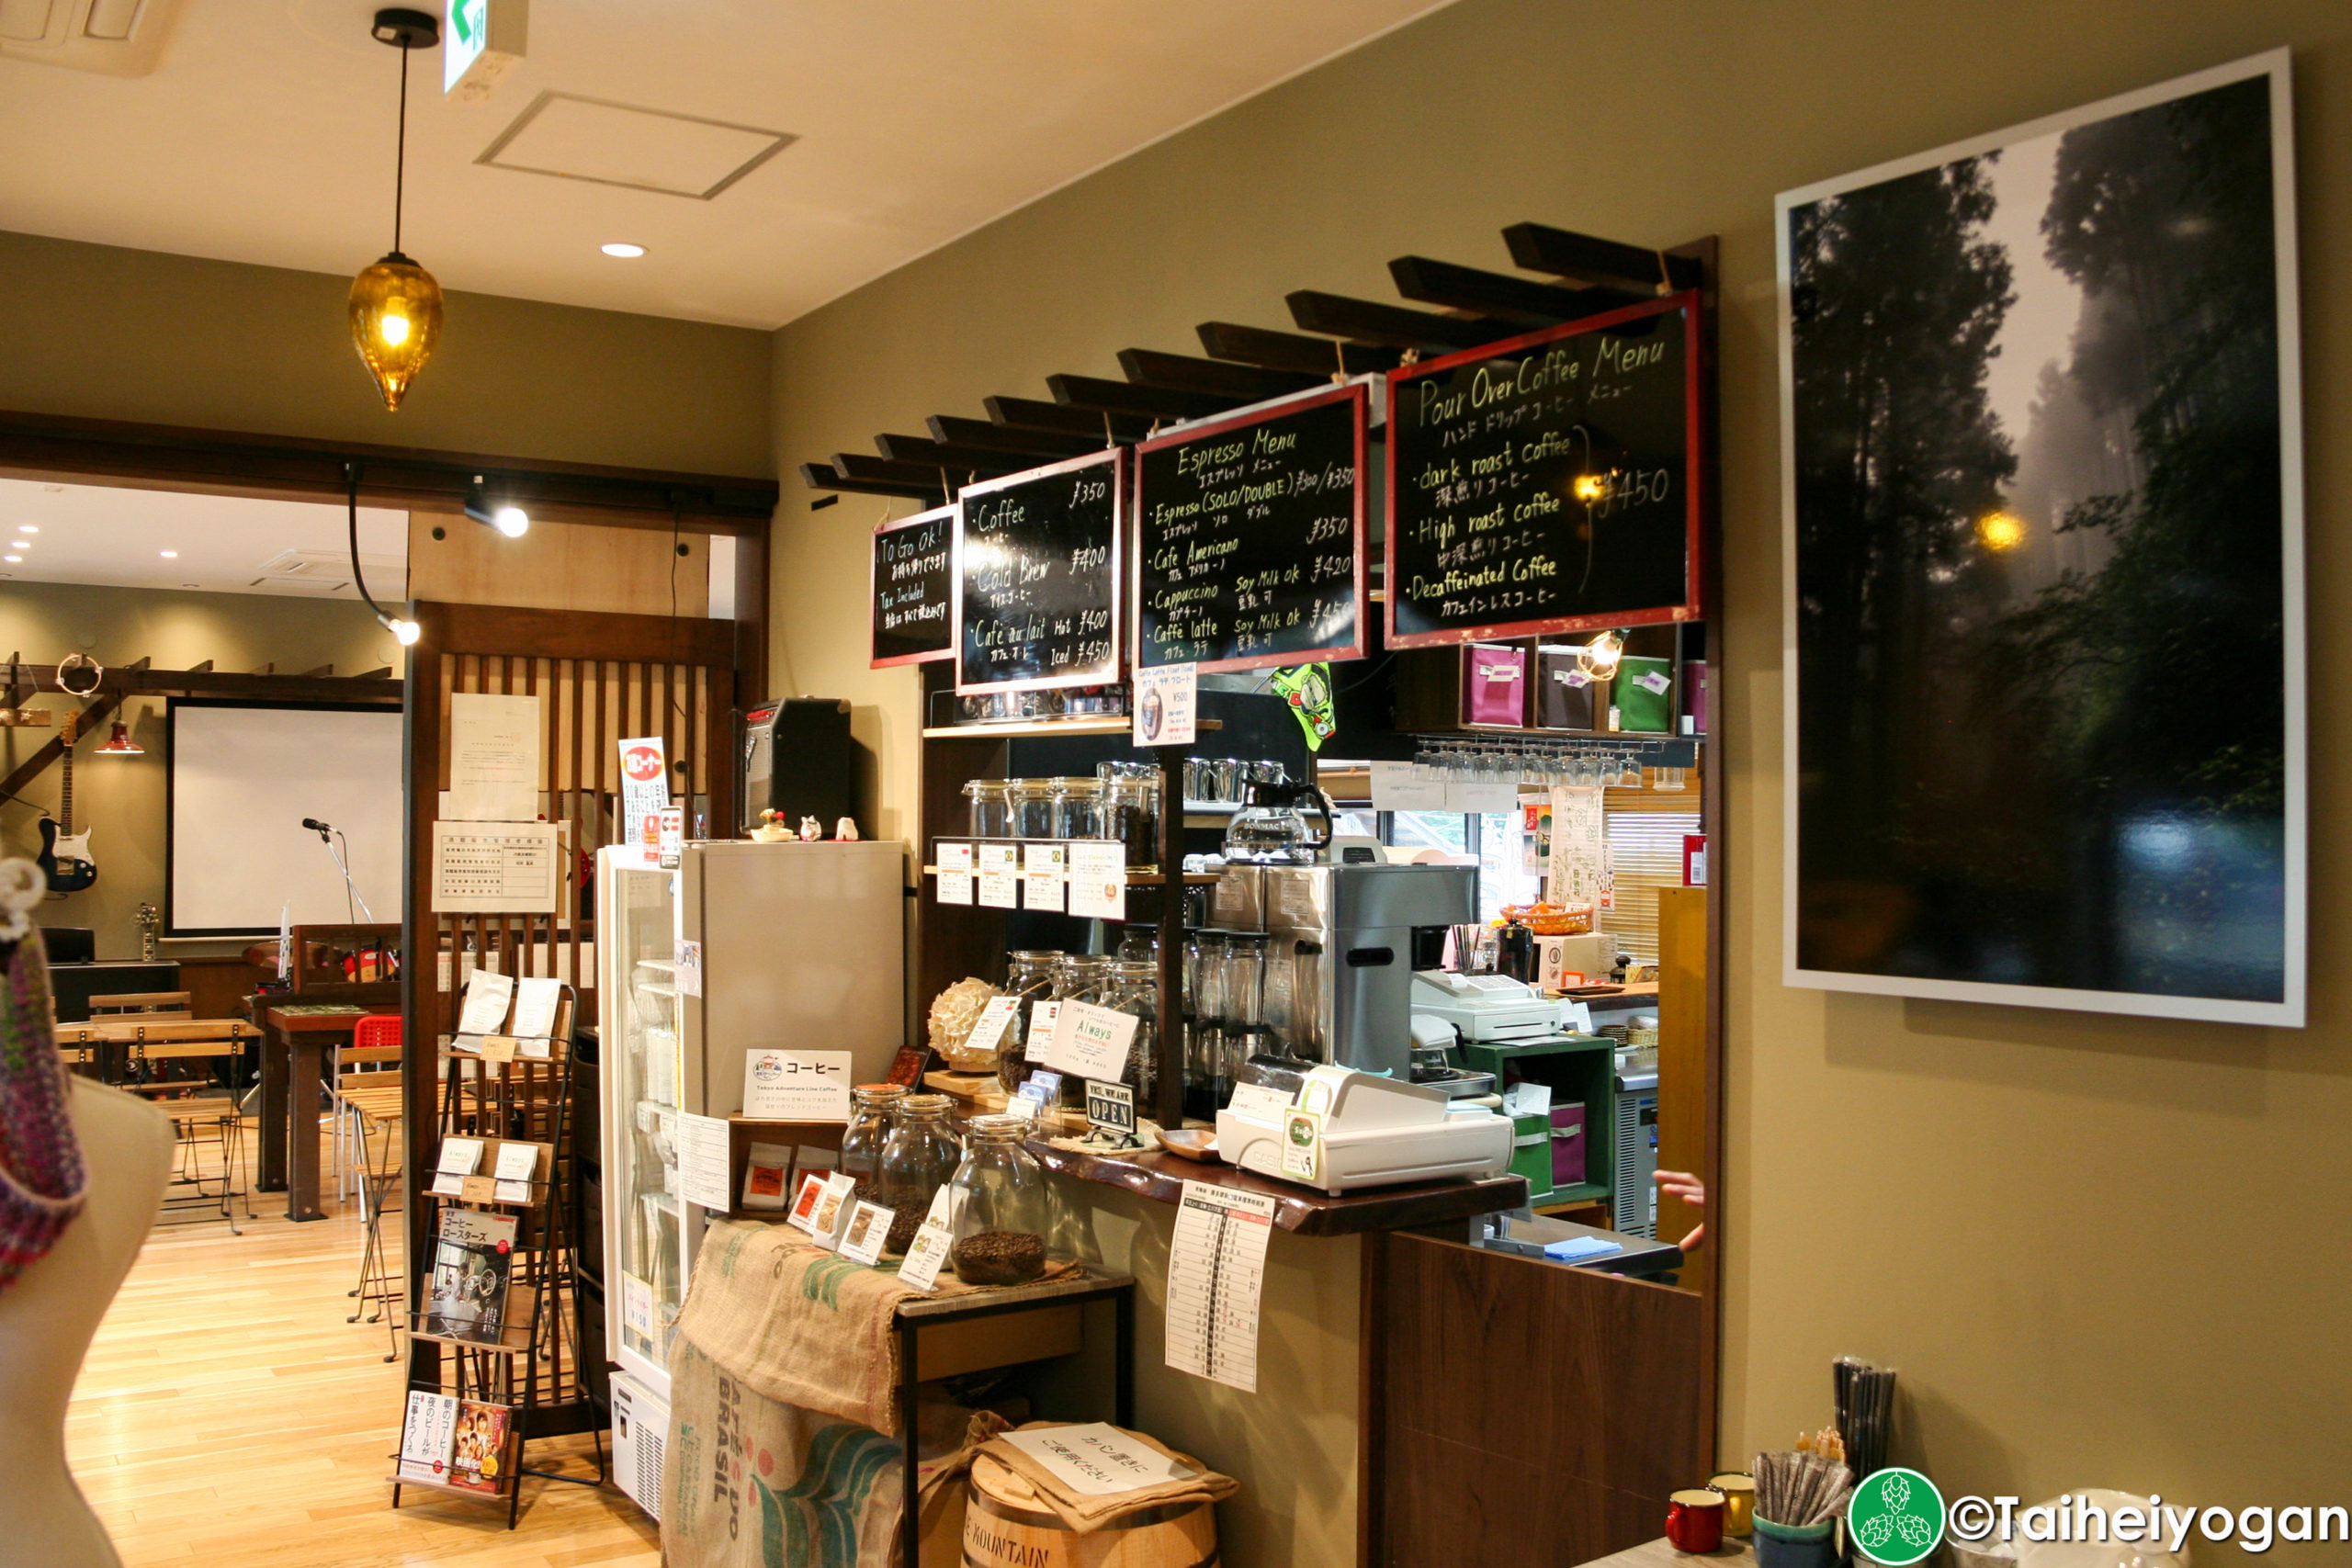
[597,840,905,1406]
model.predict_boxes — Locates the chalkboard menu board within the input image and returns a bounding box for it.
[955,447,1124,693]
[1385,292,1702,649]
[1133,383,1367,672]
[869,504,955,667]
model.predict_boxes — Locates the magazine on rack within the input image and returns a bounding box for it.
[423,1209,518,1344]
[447,1399,513,1495]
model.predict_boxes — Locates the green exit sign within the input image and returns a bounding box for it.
[444,0,526,100]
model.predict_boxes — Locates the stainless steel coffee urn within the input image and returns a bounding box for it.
[1210,863,1476,1079]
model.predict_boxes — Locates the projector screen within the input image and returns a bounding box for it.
[166,701,405,936]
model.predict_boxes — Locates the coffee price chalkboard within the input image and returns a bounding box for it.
[869,504,955,667]
[1385,292,1702,649]
[955,448,1124,693]
[1133,382,1367,673]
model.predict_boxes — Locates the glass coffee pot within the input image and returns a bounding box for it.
[1221,779,1334,865]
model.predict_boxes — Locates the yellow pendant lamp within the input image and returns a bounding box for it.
[350,9,444,412]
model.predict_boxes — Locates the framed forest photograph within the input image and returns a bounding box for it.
[1778,50,2305,1025]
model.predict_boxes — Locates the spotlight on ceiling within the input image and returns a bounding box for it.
[464,474,530,537]
[601,242,647,258]
[160,549,178,558]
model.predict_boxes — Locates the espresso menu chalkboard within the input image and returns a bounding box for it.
[1134,383,1367,672]
[870,504,955,667]
[955,448,1123,693]
[1385,292,1702,649]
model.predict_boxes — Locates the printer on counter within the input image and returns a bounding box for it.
[1409,969,1593,1044]
[1216,1063,1510,1198]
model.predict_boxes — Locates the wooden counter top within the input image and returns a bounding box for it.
[1028,1137,1526,1236]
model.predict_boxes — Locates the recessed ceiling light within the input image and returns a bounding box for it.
[601,242,647,258]
[160,549,178,558]
[4,556,21,564]
[16,525,35,534]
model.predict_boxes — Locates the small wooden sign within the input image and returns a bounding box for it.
[460,1174,500,1204]
[478,1035,519,1065]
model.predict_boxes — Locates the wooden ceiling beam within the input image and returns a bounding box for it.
[1285,291,1517,353]
[983,396,1151,442]
[797,461,947,503]
[1501,222,1704,293]
[924,416,1100,461]
[1194,321,1403,376]
[1045,374,1240,423]
[1114,348,1326,402]
[871,434,1033,475]
[1387,255,1644,325]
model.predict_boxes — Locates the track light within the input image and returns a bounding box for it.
[345,461,421,649]
[465,475,530,537]
[380,612,423,646]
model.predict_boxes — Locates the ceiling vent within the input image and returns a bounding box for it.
[249,548,408,600]
[0,0,180,76]
[477,91,796,199]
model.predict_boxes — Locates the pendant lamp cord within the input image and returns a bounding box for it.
[392,40,409,254]
[345,463,390,623]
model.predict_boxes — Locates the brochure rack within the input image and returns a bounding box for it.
[391,986,601,1529]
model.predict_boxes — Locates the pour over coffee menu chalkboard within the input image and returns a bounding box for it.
[955,447,1124,693]
[870,504,955,667]
[1134,382,1367,673]
[1385,292,1703,649]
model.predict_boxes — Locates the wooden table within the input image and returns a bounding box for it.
[55,1017,262,1087]
[256,1003,387,1222]
[1577,1539,1753,1565]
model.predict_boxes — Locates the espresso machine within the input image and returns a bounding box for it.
[1209,863,1476,1079]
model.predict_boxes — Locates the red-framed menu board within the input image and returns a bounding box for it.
[954,446,1125,694]
[1384,290,1704,649]
[1131,381,1369,673]
[869,504,955,668]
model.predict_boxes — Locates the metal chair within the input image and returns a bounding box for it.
[334,1011,407,1358]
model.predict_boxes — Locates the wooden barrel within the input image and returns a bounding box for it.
[963,1452,1218,1568]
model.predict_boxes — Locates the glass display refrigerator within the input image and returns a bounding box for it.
[597,839,905,1408]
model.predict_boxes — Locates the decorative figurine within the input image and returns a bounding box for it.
[751,808,792,843]
[797,815,822,841]
[833,817,860,841]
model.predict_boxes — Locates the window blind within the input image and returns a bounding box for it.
[1601,806,1702,964]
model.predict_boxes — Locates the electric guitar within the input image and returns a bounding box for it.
[37,712,97,893]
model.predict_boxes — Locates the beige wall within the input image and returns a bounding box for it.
[772,0,2352,1551]
[0,583,391,959]
[0,231,775,479]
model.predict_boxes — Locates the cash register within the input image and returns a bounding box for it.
[1216,1064,1511,1197]
[1409,969,1590,1043]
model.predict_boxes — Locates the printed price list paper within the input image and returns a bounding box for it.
[432,820,560,912]
[1165,1179,1277,1393]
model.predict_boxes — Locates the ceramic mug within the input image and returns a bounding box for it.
[1666,1488,1726,1553]
[1708,1472,1757,1537]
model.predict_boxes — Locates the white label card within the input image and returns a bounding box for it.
[937,869,974,906]
[1369,760,1450,812]
[1023,843,1066,912]
[1066,840,1127,920]
[1046,998,1136,1081]
[786,1172,832,1235]
[808,1172,859,1250]
[896,1217,953,1290]
[1000,1423,1197,1497]
[961,997,1019,1060]
[1023,1000,1062,1061]
[676,1111,733,1212]
[621,1272,654,1337]
[978,866,1019,908]
[741,1049,854,1121]
[1132,661,1197,747]
[836,1201,895,1266]
[937,841,975,872]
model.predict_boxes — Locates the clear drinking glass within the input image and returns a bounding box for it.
[1222,932,1270,1102]
[1185,931,1227,1123]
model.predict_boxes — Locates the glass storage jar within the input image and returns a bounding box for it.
[877,1093,962,1254]
[946,1115,1063,1286]
[1104,772,1160,870]
[1045,954,1111,1121]
[1057,777,1104,840]
[962,779,1011,839]
[1100,958,1160,1107]
[997,950,1061,1098]
[839,1083,909,1205]
[1223,931,1271,1099]
[1010,778,1058,839]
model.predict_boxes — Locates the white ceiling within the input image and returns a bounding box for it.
[0,1,1456,329]
[0,479,409,600]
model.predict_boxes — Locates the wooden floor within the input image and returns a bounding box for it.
[65,1122,659,1568]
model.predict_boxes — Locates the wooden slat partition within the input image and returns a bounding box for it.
[401,602,743,1355]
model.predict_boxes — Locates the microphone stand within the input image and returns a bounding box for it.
[312,825,375,922]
